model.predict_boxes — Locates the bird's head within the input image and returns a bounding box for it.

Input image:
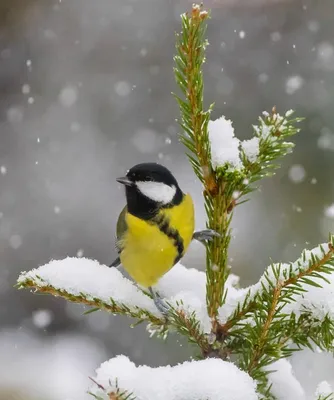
[117,163,183,219]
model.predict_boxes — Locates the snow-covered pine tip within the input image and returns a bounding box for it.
[89,355,258,400]
[241,137,260,163]
[208,116,243,171]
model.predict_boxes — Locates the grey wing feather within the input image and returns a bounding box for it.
[115,205,128,253]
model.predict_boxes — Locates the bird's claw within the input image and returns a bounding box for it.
[149,287,170,318]
[193,229,221,243]
[154,296,170,317]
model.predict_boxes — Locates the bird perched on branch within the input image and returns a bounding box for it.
[109,162,219,315]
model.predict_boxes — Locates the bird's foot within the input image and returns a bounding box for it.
[149,287,170,317]
[193,229,221,244]
[109,256,121,268]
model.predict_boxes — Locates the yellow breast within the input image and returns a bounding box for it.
[120,194,194,287]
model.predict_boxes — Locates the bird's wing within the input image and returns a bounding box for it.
[115,204,128,253]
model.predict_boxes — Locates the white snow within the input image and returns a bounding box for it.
[324,204,334,219]
[32,309,53,329]
[22,84,31,94]
[271,32,282,42]
[288,164,306,183]
[315,381,333,398]
[54,206,61,214]
[316,42,334,71]
[241,137,260,163]
[0,165,7,175]
[308,20,320,33]
[284,269,334,322]
[318,131,334,151]
[59,85,78,107]
[7,106,24,123]
[9,234,22,249]
[90,355,258,400]
[132,128,160,153]
[114,81,131,97]
[0,329,104,400]
[18,257,158,316]
[285,75,304,95]
[17,257,243,334]
[208,116,243,171]
[258,73,269,83]
[77,248,84,257]
[17,238,334,335]
[265,359,305,400]
[221,241,334,328]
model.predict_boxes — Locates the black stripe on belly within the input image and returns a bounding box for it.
[152,214,184,265]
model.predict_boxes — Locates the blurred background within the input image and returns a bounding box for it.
[1,0,334,398]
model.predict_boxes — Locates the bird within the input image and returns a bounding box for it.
[109,162,219,315]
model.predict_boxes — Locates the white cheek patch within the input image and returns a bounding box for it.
[136,181,176,204]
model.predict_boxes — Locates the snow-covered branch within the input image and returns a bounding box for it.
[89,356,258,400]
[17,258,222,354]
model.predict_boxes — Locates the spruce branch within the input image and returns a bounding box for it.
[227,239,334,383]
[174,3,233,333]
[17,278,163,325]
[174,5,302,336]
[239,107,302,201]
[17,266,213,356]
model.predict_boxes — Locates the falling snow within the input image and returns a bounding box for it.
[59,85,78,107]
[32,309,53,329]
[288,164,306,183]
[7,107,24,123]
[76,249,84,257]
[324,204,334,219]
[9,234,22,249]
[285,75,304,95]
[114,81,131,97]
[22,84,31,94]
[132,128,160,153]
[54,206,61,214]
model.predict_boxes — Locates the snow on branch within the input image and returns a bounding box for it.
[17,257,162,321]
[315,381,334,400]
[89,355,258,400]
[17,258,228,354]
[221,237,334,333]
[264,359,305,400]
[17,257,231,327]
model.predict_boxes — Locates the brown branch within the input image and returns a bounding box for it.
[220,300,257,333]
[173,309,211,356]
[18,279,163,324]
[18,279,212,355]
[247,285,282,373]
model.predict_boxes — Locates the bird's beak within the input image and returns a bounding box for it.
[116,176,133,187]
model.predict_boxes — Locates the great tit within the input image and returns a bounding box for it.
[110,162,218,315]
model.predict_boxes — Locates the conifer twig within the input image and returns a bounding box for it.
[18,277,213,355]
[247,285,282,373]
[246,241,334,375]
[174,3,233,334]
